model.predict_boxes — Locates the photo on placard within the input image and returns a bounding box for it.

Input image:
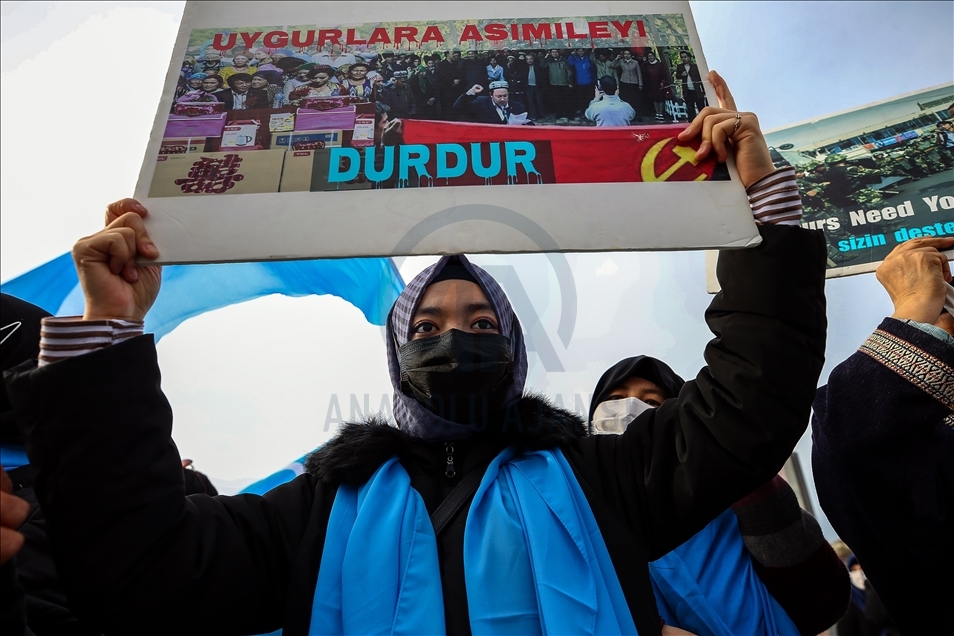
[150,13,725,199]
[765,83,954,277]
[136,2,763,264]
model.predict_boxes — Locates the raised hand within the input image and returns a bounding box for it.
[676,70,775,188]
[382,118,404,145]
[72,198,162,321]
[876,237,954,324]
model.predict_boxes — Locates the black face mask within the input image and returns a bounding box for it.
[399,329,514,425]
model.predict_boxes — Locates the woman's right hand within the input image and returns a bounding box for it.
[72,198,162,321]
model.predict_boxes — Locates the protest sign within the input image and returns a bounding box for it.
[136,1,759,264]
[763,84,952,280]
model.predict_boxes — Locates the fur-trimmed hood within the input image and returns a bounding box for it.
[305,394,587,485]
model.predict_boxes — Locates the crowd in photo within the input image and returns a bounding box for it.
[172,45,708,127]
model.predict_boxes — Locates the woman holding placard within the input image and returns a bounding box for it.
[3,73,830,635]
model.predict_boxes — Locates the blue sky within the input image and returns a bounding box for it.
[1,2,952,534]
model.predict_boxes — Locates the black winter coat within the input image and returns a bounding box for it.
[6,225,828,636]
[452,93,528,125]
[813,318,954,634]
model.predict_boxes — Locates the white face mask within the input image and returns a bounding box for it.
[849,569,866,590]
[591,397,655,435]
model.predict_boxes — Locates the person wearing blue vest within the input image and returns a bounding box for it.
[589,355,849,635]
[3,73,829,635]
[566,47,596,121]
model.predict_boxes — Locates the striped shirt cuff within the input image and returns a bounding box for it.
[746,166,803,226]
[38,316,144,367]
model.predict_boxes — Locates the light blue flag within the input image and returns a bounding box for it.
[2,253,405,339]
[239,456,308,495]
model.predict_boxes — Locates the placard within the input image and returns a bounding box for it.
[768,84,953,279]
[136,1,760,264]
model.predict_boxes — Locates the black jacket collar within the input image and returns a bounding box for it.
[305,394,587,485]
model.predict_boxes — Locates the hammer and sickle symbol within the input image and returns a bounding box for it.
[640,138,709,182]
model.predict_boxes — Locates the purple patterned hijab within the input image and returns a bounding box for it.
[386,255,528,441]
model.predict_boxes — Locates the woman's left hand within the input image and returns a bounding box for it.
[677,70,775,188]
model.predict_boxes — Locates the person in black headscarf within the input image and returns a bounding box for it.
[589,356,848,635]
[4,73,830,635]
[588,356,684,434]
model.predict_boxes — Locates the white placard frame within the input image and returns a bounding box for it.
[135,1,760,264]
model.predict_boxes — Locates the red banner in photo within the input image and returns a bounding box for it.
[399,120,723,183]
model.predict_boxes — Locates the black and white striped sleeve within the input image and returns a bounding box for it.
[746,166,803,226]
[38,316,144,367]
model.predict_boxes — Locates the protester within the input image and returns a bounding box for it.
[379,50,400,81]
[374,102,404,148]
[413,55,442,120]
[642,50,670,122]
[675,50,706,120]
[589,355,848,635]
[250,48,280,73]
[566,48,596,121]
[281,63,313,102]
[274,55,305,76]
[613,50,645,119]
[180,54,197,79]
[499,55,523,107]
[834,555,879,636]
[406,54,423,79]
[175,71,206,100]
[287,66,343,104]
[458,49,486,91]
[521,51,546,121]
[175,74,221,105]
[340,61,375,99]
[936,119,954,160]
[594,49,617,85]
[198,50,222,75]
[813,236,954,634]
[436,49,464,115]
[585,76,636,127]
[218,53,253,85]
[453,80,528,125]
[4,73,828,635]
[250,70,285,108]
[377,70,417,119]
[543,48,574,123]
[485,56,504,84]
[214,73,255,110]
[310,47,355,70]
